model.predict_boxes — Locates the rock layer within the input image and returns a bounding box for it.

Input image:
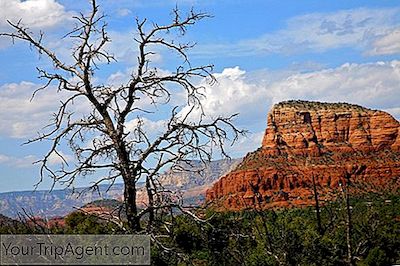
[206,101,400,210]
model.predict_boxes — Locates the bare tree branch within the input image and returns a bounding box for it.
[0,0,244,233]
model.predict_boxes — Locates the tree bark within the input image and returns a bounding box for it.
[312,173,322,234]
[124,178,141,232]
[343,173,354,266]
[145,177,154,228]
[345,186,354,265]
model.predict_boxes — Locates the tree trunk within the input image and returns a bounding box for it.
[312,173,322,234]
[124,179,141,232]
[345,186,354,266]
[344,173,354,266]
[145,177,154,229]
[113,137,141,232]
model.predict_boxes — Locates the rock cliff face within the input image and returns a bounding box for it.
[136,158,241,206]
[206,100,400,210]
[159,159,241,190]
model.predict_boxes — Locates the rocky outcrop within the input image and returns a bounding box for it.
[159,159,241,190]
[137,158,241,206]
[206,100,400,210]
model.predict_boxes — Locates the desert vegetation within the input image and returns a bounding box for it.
[1,193,399,265]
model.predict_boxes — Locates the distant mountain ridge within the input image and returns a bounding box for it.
[0,158,240,218]
[0,184,125,218]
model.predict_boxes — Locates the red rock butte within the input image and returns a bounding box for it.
[206,100,400,210]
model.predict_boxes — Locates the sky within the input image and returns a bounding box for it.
[0,0,400,192]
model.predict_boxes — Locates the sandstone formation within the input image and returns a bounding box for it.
[206,100,400,210]
[137,158,241,206]
[159,159,241,190]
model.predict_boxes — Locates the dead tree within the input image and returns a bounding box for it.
[0,0,243,232]
[305,159,323,235]
[342,172,354,266]
[311,173,322,235]
[339,165,364,266]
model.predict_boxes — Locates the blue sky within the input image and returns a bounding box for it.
[1,0,400,192]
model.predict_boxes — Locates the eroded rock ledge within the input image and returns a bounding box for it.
[206,100,400,210]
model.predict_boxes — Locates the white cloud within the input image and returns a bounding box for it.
[0,66,172,140]
[186,61,400,134]
[125,117,167,139]
[0,0,72,29]
[276,8,393,53]
[123,114,262,158]
[0,81,88,138]
[106,30,163,64]
[369,28,400,56]
[180,66,270,127]
[0,0,75,50]
[105,30,137,63]
[267,61,400,112]
[106,67,135,85]
[0,151,72,169]
[0,153,37,168]
[384,107,400,118]
[175,61,400,155]
[0,82,59,138]
[224,131,264,158]
[47,151,73,165]
[116,8,132,17]
[2,61,400,159]
[0,154,10,164]
[14,155,37,168]
[195,7,400,57]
